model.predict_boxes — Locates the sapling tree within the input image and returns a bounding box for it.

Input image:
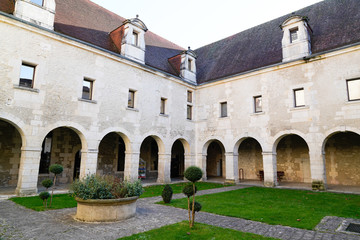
[49,164,63,207]
[39,179,53,209]
[183,166,203,228]
[161,184,173,203]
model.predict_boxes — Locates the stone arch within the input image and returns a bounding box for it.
[203,139,226,179]
[323,130,360,186]
[235,137,263,181]
[98,128,132,153]
[0,118,24,188]
[273,133,311,184]
[170,138,190,179]
[321,127,360,153]
[272,130,309,153]
[233,135,265,155]
[139,135,165,180]
[0,115,26,147]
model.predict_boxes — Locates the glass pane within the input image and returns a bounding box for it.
[187,91,192,103]
[128,91,134,108]
[30,0,43,6]
[19,64,34,87]
[221,102,227,117]
[290,28,298,42]
[254,96,262,112]
[160,99,165,114]
[188,59,192,71]
[132,32,138,46]
[82,80,92,100]
[295,89,305,107]
[187,105,192,120]
[348,80,360,101]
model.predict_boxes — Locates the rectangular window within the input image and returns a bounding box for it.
[254,96,262,113]
[19,63,35,88]
[347,79,360,101]
[187,105,192,120]
[187,90,192,103]
[132,31,139,46]
[294,88,305,107]
[160,98,166,114]
[290,28,298,43]
[30,0,43,6]
[128,90,135,108]
[188,59,192,72]
[82,79,93,100]
[220,102,227,117]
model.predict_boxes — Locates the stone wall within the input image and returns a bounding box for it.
[276,135,311,183]
[238,138,263,180]
[325,132,360,186]
[0,121,21,187]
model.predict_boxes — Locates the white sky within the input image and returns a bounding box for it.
[91,0,322,49]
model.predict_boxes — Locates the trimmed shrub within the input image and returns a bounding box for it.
[49,164,64,175]
[161,184,173,203]
[39,191,50,200]
[41,179,53,189]
[182,184,197,197]
[190,201,202,212]
[184,166,203,182]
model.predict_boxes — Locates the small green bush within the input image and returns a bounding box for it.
[125,179,144,197]
[161,184,173,203]
[41,179,53,189]
[182,184,197,197]
[39,191,50,200]
[190,201,202,212]
[49,164,64,175]
[184,166,203,182]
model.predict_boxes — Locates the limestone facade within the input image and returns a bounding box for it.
[0,1,360,195]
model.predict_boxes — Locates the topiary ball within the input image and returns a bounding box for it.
[39,191,50,200]
[184,166,203,183]
[49,164,64,175]
[161,184,173,203]
[41,179,53,189]
[190,201,202,212]
[182,184,197,197]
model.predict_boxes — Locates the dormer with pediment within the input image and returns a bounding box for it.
[110,16,148,64]
[14,0,56,30]
[281,15,312,62]
[180,47,197,83]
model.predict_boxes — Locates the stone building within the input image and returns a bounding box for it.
[0,0,359,195]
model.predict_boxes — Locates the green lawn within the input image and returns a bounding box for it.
[10,193,76,211]
[141,182,228,198]
[165,187,360,230]
[9,182,228,211]
[118,221,279,240]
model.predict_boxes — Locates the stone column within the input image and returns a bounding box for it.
[225,152,239,184]
[79,148,98,178]
[262,151,278,187]
[309,148,327,190]
[124,151,140,181]
[157,153,171,183]
[184,153,194,170]
[196,153,207,181]
[15,147,42,196]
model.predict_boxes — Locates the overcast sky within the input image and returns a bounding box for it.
[91,0,322,49]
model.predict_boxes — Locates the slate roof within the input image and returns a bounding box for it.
[1,0,360,84]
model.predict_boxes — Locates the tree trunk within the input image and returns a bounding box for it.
[187,197,191,227]
[49,175,56,207]
[191,183,196,228]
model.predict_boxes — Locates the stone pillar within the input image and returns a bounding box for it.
[262,151,278,187]
[124,151,140,182]
[15,147,42,196]
[196,153,207,181]
[225,152,239,184]
[157,153,171,183]
[79,148,98,179]
[184,153,194,170]
[309,148,327,190]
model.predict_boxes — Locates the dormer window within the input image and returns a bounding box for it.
[290,28,298,43]
[132,31,139,46]
[30,0,43,6]
[188,59,192,72]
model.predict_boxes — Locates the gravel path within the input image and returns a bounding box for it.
[0,185,359,240]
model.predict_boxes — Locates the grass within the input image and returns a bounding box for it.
[9,182,228,211]
[118,221,279,240]
[140,182,229,198]
[165,187,360,230]
[10,194,76,211]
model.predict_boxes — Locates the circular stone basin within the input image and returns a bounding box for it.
[75,196,138,222]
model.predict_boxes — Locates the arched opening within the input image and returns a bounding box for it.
[139,136,159,180]
[0,120,22,192]
[238,138,263,182]
[325,132,360,188]
[171,140,185,179]
[206,141,225,180]
[38,127,82,186]
[276,134,311,186]
[97,132,126,179]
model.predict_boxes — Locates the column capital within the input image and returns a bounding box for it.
[125,151,140,155]
[262,151,276,156]
[21,147,42,152]
[81,148,98,154]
